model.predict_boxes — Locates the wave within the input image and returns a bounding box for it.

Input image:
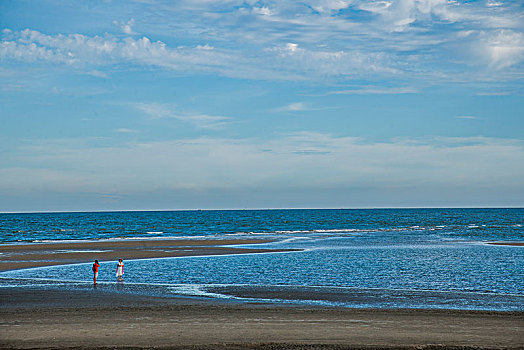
[226,226,450,237]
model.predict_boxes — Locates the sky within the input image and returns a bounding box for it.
[0,0,523,212]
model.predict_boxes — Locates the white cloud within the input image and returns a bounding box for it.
[354,0,451,32]
[135,102,173,119]
[196,44,214,50]
[136,103,231,129]
[114,19,138,35]
[284,43,298,54]
[86,70,109,78]
[0,29,115,65]
[475,91,511,96]
[478,30,524,69]
[352,0,521,33]
[115,128,138,133]
[267,42,397,78]
[123,19,137,35]
[0,29,233,73]
[1,0,523,83]
[275,102,338,112]
[330,86,419,95]
[486,1,503,7]
[278,102,309,112]
[310,0,351,13]
[453,29,524,72]
[252,6,274,16]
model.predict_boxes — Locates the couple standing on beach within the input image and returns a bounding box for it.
[92,259,124,284]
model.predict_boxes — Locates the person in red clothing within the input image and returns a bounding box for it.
[92,260,100,285]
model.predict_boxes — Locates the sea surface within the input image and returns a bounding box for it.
[1,209,523,310]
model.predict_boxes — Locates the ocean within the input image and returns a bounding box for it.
[1,208,523,310]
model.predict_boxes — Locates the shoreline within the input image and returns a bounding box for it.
[0,238,298,272]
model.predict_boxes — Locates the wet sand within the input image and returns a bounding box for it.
[0,238,296,271]
[488,241,524,246]
[1,288,523,349]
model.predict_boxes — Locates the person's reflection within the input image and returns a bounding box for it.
[117,280,124,291]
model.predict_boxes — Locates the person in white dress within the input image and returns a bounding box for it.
[116,258,124,281]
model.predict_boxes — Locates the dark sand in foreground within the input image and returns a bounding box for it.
[1,239,523,349]
[1,288,523,350]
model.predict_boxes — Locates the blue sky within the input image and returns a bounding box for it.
[1,0,523,212]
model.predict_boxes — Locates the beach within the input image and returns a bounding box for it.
[1,238,523,349]
[2,288,523,350]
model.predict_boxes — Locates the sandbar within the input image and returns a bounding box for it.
[488,241,524,246]
[0,238,296,271]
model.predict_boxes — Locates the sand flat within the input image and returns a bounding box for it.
[0,238,297,271]
[0,288,523,349]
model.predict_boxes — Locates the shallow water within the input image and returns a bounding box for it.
[1,209,523,310]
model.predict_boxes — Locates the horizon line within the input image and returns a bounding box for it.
[2,206,523,214]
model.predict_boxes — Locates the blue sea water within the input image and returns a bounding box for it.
[1,209,523,310]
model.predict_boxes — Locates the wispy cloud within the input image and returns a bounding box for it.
[2,0,522,84]
[275,101,338,113]
[2,134,523,194]
[277,102,309,112]
[475,91,512,96]
[136,103,231,129]
[329,86,419,95]
[486,1,503,7]
[466,29,524,70]
[0,29,397,81]
[135,103,173,119]
[86,70,109,78]
[115,128,138,133]
[266,42,398,78]
[176,114,231,130]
